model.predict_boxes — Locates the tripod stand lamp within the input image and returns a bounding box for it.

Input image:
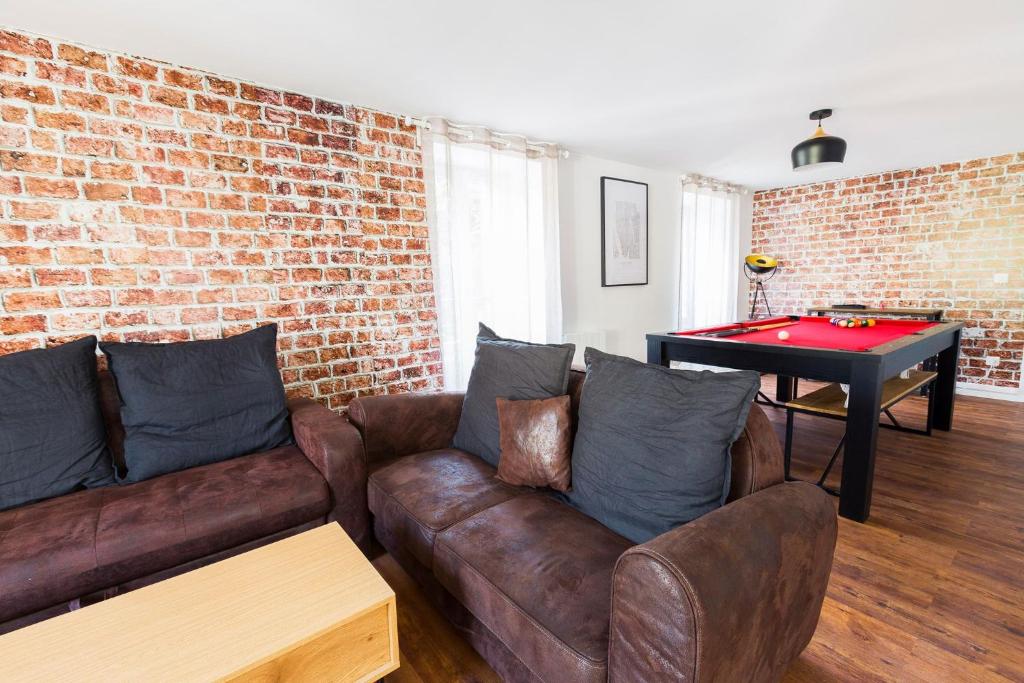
[744,254,778,318]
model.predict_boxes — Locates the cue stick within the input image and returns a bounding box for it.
[700,320,798,338]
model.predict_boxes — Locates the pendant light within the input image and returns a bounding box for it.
[791,108,847,170]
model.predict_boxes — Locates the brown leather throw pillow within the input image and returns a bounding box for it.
[495,395,572,492]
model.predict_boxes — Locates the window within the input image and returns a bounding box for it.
[424,122,563,388]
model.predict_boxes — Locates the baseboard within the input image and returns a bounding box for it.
[956,382,1024,402]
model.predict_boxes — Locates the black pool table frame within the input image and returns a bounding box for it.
[646,321,963,522]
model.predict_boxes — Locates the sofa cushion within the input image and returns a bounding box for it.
[434,494,631,683]
[367,449,522,569]
[0,445,328,624]
[100,324,293,483]
[97,370,127,475]
[453,323,575,467]
[0,336,115,511]
[495,395,573,492]
[567,348,760,543]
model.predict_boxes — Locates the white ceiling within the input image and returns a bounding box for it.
[3,1,1023,189]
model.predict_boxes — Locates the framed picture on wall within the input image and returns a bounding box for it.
[600,176,648,286]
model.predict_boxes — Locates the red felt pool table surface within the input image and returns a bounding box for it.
[672,316,938,352]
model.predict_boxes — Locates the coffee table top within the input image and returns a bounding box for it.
[0,523,396,681]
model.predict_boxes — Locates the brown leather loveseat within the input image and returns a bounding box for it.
[349,370,837,682]
[0,370,366,634]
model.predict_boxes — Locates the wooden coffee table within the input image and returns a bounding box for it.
[0,524,399,682]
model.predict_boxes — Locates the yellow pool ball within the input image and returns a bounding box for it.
[777,330,790,340]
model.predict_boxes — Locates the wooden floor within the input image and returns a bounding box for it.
[375,380,1024,682]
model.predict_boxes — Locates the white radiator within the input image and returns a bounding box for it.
[562,331,607,367]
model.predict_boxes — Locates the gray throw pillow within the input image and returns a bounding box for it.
[566,347,760,543]
[101,324,293,483]
[0,336,115,511]
[452,324,575,467]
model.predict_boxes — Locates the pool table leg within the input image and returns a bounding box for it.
[775,375,795,402]
[839,363,884,522]
[647,338,667,367]
[932,329,961,431]
[784,408,794,478]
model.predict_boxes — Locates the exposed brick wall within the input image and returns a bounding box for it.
[0,27,442,408]
[751,152,1024,390]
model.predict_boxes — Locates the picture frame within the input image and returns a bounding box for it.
[600,176,649,287]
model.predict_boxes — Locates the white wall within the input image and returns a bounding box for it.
[558,154,682,363]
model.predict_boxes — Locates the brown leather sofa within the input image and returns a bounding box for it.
[0,370,365,635]
[349,370,837,682]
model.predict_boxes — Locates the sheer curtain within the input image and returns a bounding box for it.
[424,119,563,390]
[677,174,744,330]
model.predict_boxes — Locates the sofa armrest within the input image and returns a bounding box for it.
[609,482,837,683]
[728,403,785,502]
[288,398,369,549]
[347,392,465,465]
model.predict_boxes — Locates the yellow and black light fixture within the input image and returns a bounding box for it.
[744,254,778,318]
[791,108,847,171]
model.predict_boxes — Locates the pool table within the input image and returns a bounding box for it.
[647,315,963,522]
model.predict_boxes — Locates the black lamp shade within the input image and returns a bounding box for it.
[791,134,847,170]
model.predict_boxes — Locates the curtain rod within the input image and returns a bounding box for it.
[404,116,569,159]
[681,173,748,195]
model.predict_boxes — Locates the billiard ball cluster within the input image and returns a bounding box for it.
[830,317,876,328]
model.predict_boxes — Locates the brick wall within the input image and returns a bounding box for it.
[751,152,1024,390]
[0,28,442,408]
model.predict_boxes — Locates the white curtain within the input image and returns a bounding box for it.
[677,175,743,329]
[424,119,563,390]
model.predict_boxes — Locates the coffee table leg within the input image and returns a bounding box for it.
[839,363,884,522]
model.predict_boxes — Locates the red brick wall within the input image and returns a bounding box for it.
[751,152,1024,390]
[0,28,441,408]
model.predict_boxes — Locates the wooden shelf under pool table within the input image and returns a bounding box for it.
[785,369,938,418]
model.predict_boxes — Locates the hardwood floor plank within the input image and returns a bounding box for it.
[377,381,1024,681]
[374,554,501,683]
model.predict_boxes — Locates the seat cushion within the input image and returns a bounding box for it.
[434,494,632,683]
[0,445,329,623]
[367,449,522,569]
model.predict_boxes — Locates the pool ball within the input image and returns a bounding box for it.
[777,330,790,340]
